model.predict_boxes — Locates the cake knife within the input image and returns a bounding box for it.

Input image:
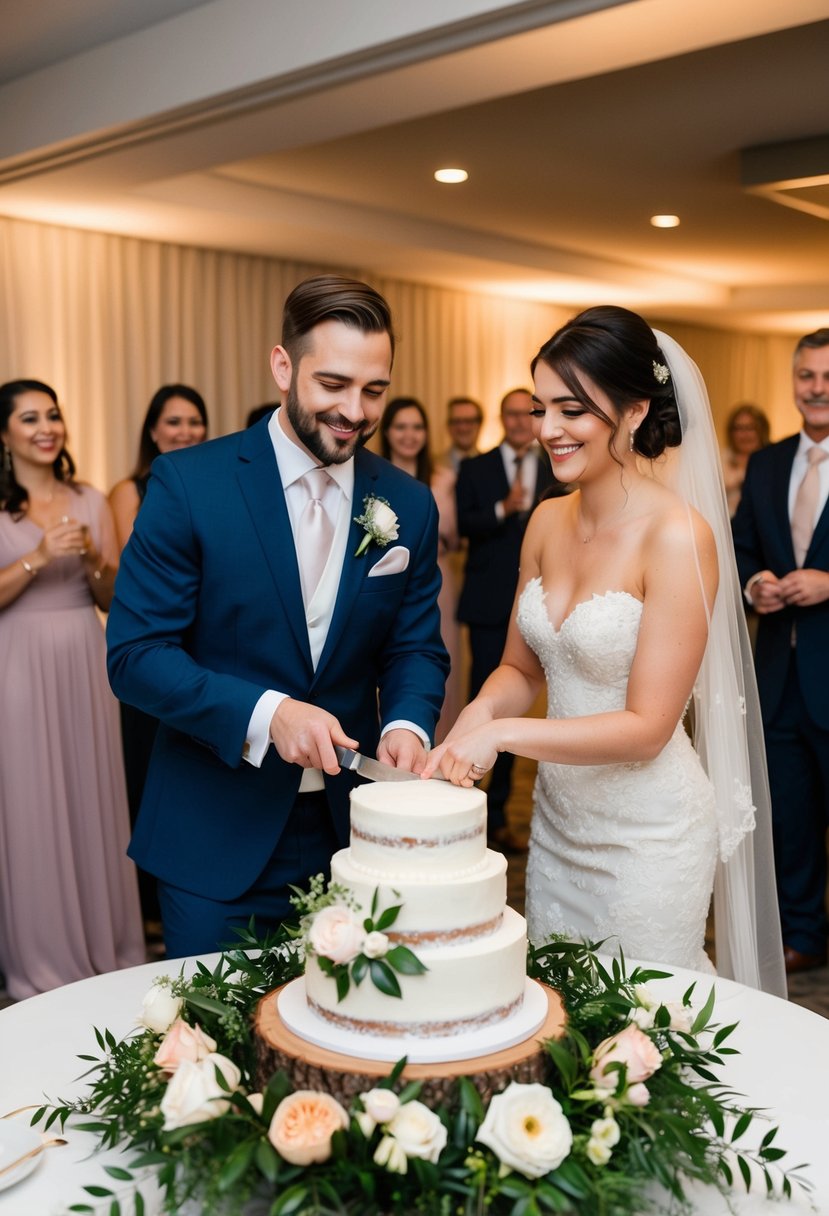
[334,746,448,782]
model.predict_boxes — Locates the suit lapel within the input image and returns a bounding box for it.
[236,424,313,673]
[313,454,380,683]
[771,437,799,566]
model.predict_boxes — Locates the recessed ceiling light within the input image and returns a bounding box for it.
[650,214,680,228]
[434,168,468,184]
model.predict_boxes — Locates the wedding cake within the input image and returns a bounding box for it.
[303,781,527,1038]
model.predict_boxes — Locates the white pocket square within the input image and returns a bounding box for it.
[367,545,410,577]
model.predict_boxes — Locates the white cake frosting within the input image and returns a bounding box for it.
[304,781,528,1037]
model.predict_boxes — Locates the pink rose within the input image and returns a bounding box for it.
[268,1090,349,1166]
[153,1019,217,1073]
[590,1024,662,1088]
[627,1083,651,1107]
[308,905,365,964]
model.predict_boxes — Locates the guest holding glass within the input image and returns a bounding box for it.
[108,384,208,936]
[721,403,770,517]
[380,396,462,738]
[0,379,144,1000]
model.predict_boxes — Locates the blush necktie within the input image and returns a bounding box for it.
[791,446,828,567]
[297,468,334,603]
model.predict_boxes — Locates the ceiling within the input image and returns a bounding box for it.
[1,0,828,333]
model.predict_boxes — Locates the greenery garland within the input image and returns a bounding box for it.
[34,919,810,1216]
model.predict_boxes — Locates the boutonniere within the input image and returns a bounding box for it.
[354,494,399,556]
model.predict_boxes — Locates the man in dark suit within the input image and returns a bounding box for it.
[107,276,448,957]
[732,327,829,975]
[456,387,562,847]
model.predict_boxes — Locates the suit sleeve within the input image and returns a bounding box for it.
[456,457,504,539]
[731,452,772,588]
[376,492,449,742]
[106,456,266,767]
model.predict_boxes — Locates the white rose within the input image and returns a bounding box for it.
[664,1001,693,1033]
[476,1082,572,1179]
[362,1088,400,1124]
[374,1133,408,1174]
[139,982,183,1034]
[160,1053,242,1130]
[308,905,365,965]
[371,501,399,543]
[363,931,390,960]
[387,1100,447,1164]
[633,984,657,1010]
[586,1137,613,1166]
[629,1006,655,1030]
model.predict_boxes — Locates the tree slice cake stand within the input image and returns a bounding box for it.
[254,978,567,1107]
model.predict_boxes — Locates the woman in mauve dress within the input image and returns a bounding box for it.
[0,379,144,1001]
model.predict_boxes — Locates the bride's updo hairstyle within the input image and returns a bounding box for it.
[531,305,682,459]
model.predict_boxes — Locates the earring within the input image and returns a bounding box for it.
[1,444,10,474]
[628,428,637,453]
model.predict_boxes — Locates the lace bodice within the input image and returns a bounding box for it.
[517,576,718,972]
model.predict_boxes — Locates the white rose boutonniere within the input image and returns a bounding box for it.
[354,495,399,556]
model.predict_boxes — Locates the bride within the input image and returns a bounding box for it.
[424,306,785,996]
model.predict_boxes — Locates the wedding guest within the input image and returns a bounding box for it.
[0,379,144,1000]
[380,397,462,737]
[721,404,770,516]
[438,396,483,472]
[426,308,785,997]
[108,384,208,935]
[109,385,208,549]
[107,277,448,958]
[733,328,829,975]
[456,388,561,850]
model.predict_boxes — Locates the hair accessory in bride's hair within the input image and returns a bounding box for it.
[652,360,670,385]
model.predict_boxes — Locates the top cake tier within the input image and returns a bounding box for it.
[349,781,487,878]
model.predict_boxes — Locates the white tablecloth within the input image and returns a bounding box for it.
[0,956,825,1214]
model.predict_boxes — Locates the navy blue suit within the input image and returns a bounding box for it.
[732,435,829,955]
[107,421,448,949]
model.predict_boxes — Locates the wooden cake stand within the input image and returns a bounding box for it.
[254,981,567,1106]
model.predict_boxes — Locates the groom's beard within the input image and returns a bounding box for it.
[285,382,378,466]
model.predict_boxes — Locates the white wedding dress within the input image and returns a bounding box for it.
[518,576,718,972]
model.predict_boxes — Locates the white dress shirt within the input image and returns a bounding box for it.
[788,432,829,525]
[494,443,539,521]
[244,409,426,785]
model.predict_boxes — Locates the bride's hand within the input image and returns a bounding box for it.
[421,723,500,787]
[440,700,494,745]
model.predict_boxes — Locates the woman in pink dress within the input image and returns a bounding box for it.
[380,397,462,740]
[0,379,144,1000]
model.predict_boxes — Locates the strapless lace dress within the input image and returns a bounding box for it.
[517,577,717,972]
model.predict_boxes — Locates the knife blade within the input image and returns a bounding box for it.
[334,747,446,782]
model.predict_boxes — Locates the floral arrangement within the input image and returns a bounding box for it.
[354,494,399,556]
[35,918,810,1216]
[295,879,427,1000]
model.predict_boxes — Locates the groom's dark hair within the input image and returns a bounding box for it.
[282,275,395,364]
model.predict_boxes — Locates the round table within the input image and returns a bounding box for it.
[0,955,825,1214]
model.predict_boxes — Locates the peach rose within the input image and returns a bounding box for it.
[308,905,365,965]
[153,1019,217,1073]
[590,1024,663,1089]
[268,1090,349,1166]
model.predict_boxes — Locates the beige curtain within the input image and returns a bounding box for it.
[0,215,800,494]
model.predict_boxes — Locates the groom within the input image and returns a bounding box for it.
[107,276,448,957]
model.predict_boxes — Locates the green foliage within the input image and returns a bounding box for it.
[39,921,810,1216]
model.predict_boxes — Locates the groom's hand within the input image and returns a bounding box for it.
[270,699,358,775]
[377,728,428,774]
